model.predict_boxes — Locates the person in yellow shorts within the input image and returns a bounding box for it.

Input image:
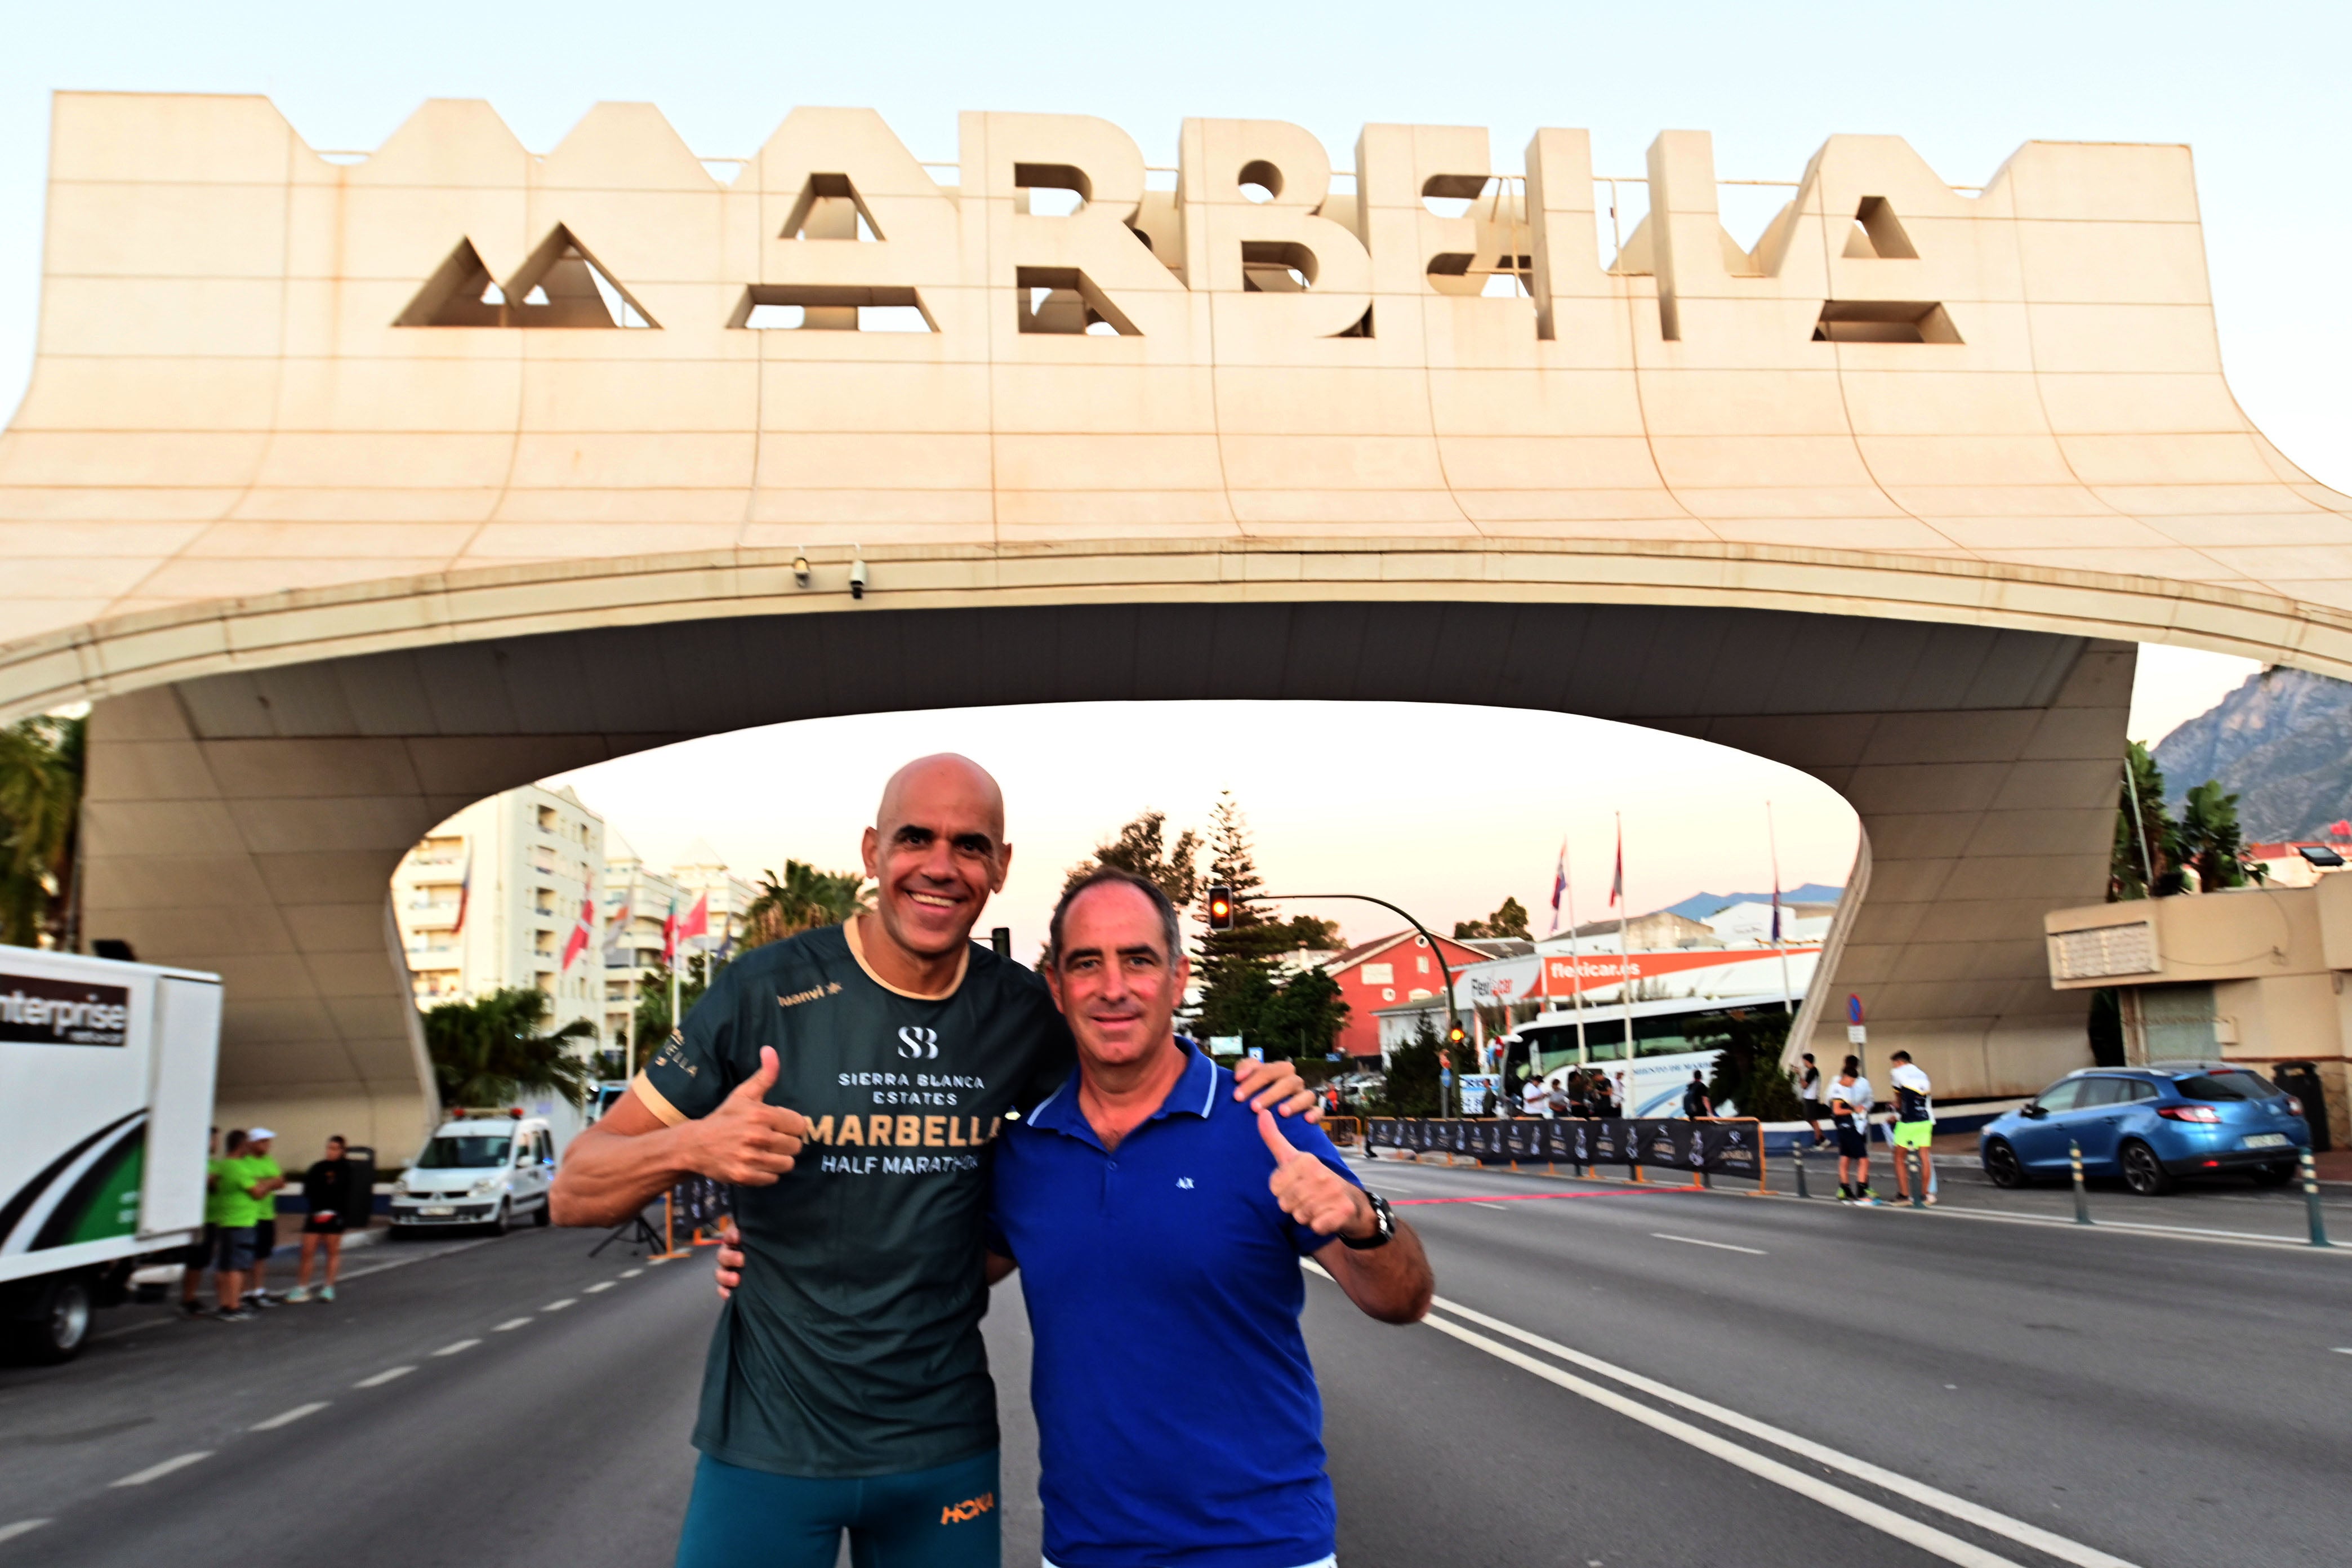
[1888,1050,1937,1205]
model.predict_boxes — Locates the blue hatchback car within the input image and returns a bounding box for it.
[1979,1063,2313,1195]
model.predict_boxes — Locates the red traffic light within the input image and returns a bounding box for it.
[1206,884,1235,930]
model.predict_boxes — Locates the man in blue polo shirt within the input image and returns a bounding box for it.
[987,868,1434,1568]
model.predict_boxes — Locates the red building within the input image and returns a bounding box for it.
[1316,931,1500,1062]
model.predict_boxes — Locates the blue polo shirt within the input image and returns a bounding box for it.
[988,1041,1362,1568]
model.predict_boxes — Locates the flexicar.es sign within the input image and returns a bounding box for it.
[0,973,132,1046]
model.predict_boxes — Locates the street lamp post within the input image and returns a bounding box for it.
[1258,893,1465,1117]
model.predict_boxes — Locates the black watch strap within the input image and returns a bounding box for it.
[1339,1190,1395,1250]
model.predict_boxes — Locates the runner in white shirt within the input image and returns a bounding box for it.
[1829,1058,1876,1205]
[1887,1051,1937,1205]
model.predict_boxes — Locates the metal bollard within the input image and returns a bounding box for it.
[2302,1148,2332,1248]
[2069,1139,2092,1226]
[1910,1148,1927,1210]
[1793,1141,1809,1200]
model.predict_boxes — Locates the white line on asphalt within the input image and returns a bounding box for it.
[0,1520,51,1543]
[433,1339,481,1356]
[2335,1347,2352,1355]
[542,1298,577,1311]
[249,1401,328,1431]
[1422,1294,2140,1568]
[1652,1232,1767,1255]
[585,1281,616,1293]
[109,1452,212,1487]
[1471,1202,1511,1210]
[493,1317,533,1331]
[354,1365,415,1388]
[620,1268,643,1278]
[1903,1202,2349,1255]
[1421,1313,2027,1568]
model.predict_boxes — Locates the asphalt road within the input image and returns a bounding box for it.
[4,1170,2347,1568]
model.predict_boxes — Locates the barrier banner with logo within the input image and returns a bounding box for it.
[1364,1117,1761,1177]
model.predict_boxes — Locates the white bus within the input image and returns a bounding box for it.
[1502,991,1797,1118]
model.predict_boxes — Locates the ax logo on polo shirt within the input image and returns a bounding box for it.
[897,1026,939,1059]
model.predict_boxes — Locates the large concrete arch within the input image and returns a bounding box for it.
[83,602,2128,1157]
[8,93,2348,1157]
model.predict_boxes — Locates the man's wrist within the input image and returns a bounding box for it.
[1339,1189,1378,1240]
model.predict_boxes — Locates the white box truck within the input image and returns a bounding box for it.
[0,945,222,1362]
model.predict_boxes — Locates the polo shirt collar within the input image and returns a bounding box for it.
[1027,1038,1220,1144]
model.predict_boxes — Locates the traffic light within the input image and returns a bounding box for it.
[1205,884,1235,930]
[1447,1022,1466,1048]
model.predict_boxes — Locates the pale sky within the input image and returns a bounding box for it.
[1,0,2328,950]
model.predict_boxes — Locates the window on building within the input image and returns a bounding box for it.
[1361,963,1394,985]
[1417,956,1430,974]
[532,846,556,873]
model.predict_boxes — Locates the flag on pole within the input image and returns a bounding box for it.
[1607,822,1624,909]
[677,892,711,949]
[561,895,595,972]
[662,893,681,963]
[1549,840,1567,935]
[451,846,473,934]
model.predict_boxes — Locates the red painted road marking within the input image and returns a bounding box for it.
[1389,1185,1701,1206]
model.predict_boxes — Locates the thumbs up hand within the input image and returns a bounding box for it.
[683,1046,808,1187]
[1259,1110,1375,1240]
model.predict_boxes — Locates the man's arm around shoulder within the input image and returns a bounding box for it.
[550,1046,808,1228]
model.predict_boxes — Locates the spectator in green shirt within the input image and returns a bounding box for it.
[179,1127,228,1318]
[207,1130,266,1320]
[238,1130,287,1307]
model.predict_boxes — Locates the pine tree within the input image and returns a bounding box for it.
[1192,791,1291,1044]
[1380,1015,1444,1116]
[1060,810,1202,908]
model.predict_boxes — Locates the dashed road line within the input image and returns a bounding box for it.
[433,1338,481,1356]
[542,1298,577,1311]
[585,1281,616,1293]
[0,1520,52,1544]
[1471,1202,1511,1210]
[620,1268,643,1279]
[353,1366,414,1388]
[1652,1232,1767,1255]
[493,1317,533,1331]
[249,1402,328,1431]
[110,1452,212,1487]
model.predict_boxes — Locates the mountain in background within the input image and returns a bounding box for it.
[2152,666,2352,840]
[1658,883,1844,922]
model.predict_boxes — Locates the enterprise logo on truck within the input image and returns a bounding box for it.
[0,972,132,1046]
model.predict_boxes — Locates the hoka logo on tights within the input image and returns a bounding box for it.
[939,1491,995,1525]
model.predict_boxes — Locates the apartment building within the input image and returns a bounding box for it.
[390,784,607,1048]
[600,831,685,1066]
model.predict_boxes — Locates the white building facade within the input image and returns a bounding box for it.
[390,783,607,1045]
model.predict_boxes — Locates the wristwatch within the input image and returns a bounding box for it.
[1339,1191,1396,1250]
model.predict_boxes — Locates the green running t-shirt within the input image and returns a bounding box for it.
[636,919,1073,1480]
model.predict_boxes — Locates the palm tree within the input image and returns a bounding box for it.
[740,860,871,950]
[423,987,598,1110]
[0,714,86,948]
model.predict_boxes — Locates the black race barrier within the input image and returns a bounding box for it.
[1363,1117,1763,1181]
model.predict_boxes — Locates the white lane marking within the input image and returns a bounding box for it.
[2335,1347,2352,1355]
[585,1281,616,1293]
[541,1298,577,1311]
[248,1401,328,1431]
[0,1520,52,1543]
[1471,1202,1511,1210]
[353,1365,415,1388]
[433,1339,481,1356]
[1425,1295,2140,1568]
[1882,1202,2351,1256]
[1652,1232,1766,1255]
[1426,1312,2026,1567]
[493,1317,532,1331]
[620,1268,643,1279]
[110,1451,212,1487]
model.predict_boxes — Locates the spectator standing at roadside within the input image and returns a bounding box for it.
[210,1129,262,1320]
[1681,1071,1714,1120]
[1521,1073,1548,1118]
[288,1135,362,1303]
[1829,1058,1875,1205]
[1566,1070,1591,1119]
[1795,1053,1828,1148]
[1545,1076,1570,1119]
[1591,1072,1617,1119]
[1887,1051,1938,1205]
[179,1127,225,1319]
[238,1130,288,1308]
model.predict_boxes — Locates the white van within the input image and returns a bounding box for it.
[389,1113,556,1233]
